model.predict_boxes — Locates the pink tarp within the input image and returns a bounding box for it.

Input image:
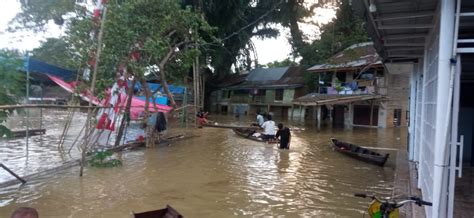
[47,75,172,119]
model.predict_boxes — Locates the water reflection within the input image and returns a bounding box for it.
[0,113,405,217]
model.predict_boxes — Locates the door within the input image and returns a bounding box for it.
[353,105,379,126]
[333,105,345,127]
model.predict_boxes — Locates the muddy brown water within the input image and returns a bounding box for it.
[0,111,406,217]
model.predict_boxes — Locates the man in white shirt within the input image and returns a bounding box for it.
[252,111,265,127]
[257,112,265,127]
[260,115,276,141]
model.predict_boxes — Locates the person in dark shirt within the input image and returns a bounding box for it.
[275,123,291,149]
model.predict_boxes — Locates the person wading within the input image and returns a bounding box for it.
[276,123,291,149]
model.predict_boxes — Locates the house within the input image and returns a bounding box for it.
[293,42,410,128]
[353,0,474,217]
[209,66,306,117]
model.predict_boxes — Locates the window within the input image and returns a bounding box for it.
[275,89,284,101]
[393,109,402,126]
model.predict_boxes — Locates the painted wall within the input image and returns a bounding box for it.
[282,89,295,103]
[385,71,410,127]
[265,89,275,103]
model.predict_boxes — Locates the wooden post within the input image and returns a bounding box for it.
[317,105,321,128]
[291,105,294,120]
[267,104,271,114]
[299,105,303,120]
[370,100,374,126]
[80,6,108,177]
[312,106,317,122]
[114,78,136,147]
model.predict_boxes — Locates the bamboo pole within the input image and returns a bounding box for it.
[0,104,158,110]
[0,163,26,184]
[80,6,108,177]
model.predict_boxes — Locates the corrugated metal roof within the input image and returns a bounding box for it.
[307,42,382,72]
[226,66,305,90]
[246,67,289,81]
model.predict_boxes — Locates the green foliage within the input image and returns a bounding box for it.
[334,78,344,92]
[264,58,297,68]
[300,0,369,66]
[0,50,24,137]
[8,0,84,32]
[88,151,122,168]
[88,0,214,93]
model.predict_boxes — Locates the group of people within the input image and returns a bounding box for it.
[253,111,291,150]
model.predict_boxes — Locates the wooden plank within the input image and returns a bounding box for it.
[360,146,399,151]
[9,129,46,138]
[374,11,434,21]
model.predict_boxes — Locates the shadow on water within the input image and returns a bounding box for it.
[0,113,406,217]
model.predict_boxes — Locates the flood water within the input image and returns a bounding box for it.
[0,110,407,217]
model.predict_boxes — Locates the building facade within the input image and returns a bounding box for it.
[354,0,474,217]
[293,43,410,128]
[209,67,306,117]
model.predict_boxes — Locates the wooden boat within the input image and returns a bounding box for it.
[232,127,279,144]
[330,138,389,166]
[133,205,183,218]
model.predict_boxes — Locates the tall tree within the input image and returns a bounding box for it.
[8,0,86,32]
[300,0,368,66]
[92,0,214,106]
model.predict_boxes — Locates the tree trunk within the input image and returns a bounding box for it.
[158,63,177,108]
[287,0,308,57]
[141,78,155,147]
[114,78,135,147]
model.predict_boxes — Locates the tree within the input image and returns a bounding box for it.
[8,0,85,32]
[92,0,214,107]
[0,50,24,137]
[264,58,297,68]
[300,0,368,66]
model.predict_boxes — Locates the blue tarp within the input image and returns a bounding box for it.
[134,82,185,94]
[135,96,168,105]
[24,57,76,80]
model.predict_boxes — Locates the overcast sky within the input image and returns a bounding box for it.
[0,0,335,65]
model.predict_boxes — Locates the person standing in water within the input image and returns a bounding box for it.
[275,123,291,149]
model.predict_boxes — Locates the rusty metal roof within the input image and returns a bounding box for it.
[216,73,248,88]
[307,42,383,72]
[293,93,385,106]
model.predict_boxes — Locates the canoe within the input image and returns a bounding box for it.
[232,128,279,144]
[330,138,389,166]
[133,205,183,218]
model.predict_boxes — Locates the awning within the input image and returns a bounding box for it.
[25,57,77,80]
[352,0,438,62]
[293,93,385,106]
